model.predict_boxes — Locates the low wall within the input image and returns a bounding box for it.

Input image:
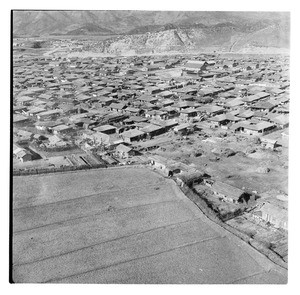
[13,163,144,176]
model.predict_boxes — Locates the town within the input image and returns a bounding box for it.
[13,38,289,268]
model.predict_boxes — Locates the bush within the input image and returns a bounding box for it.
[245,147,256,154]
[222,148,236,157]
[32,41,42,48]
[252,137,261,144]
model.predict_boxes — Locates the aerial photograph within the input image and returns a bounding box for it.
[11,10,289,284]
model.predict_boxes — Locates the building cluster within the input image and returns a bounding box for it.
[13,51,289,233]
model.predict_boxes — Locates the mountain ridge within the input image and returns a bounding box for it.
[12,11,290,54]
[13,11,289,36]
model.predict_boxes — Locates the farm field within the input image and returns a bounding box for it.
[12,167,287,283]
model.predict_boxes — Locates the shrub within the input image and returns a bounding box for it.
[32,41,42,48]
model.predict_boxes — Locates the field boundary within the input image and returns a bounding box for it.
[12,163,145,176]
[175,182,288,270]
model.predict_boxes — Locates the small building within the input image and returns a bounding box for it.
[177,170,210,187]
[163,119,179,131]
[225,98,244,109]
[34,120,62,131]
[75,94,92,103]
[250,101,276,112]
[147,65,160,71]
[208,114,230,128]
[16,129,33,141]
[270,114,289,129]
[110,103,127,113]
[174,123,194,135]
[47,134,67,147]
[260,138,278,150]
[13,115,30,125]
[237,110,254,120]
[26,107,46,116]
[98,97,117,106]
[182,60,208,75]
[89,132,122,148]
[179,108,198,119]
[243,122,276,136]
[102,155,119,165]
[52,124,73,135]
[16,96,35,106]
[125,107,144,116]
[267,88,285,96]
[196,105,225,116]
[94,124,117,135]
[161,99,175,107]
[140,124,166,138]
[13,144,32,162]
[145,110,168,120]
[211,181,252,204]
[138,95,158,104]
[148,155,183,177]
[162,107,178,119]
[252,200,287,230]
[120,129,145,143]
[37,109,63,121]
[134,137,172,152]
[145,86,162,95]
[159,91,174,99]
[13,105,27,114]
[115,144,135,158]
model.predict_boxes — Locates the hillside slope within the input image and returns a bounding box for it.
[100,23,290,55]
[13,11,290,54]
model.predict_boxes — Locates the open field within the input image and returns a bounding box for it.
[154,130,288,195]
[13,156,72,170]
[12,167,287,283]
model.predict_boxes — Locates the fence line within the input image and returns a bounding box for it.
[13,163,144,176]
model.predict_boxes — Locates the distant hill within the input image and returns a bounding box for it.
[12,11,290,53]
[100,21,290,55]
[65,23,114,35]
